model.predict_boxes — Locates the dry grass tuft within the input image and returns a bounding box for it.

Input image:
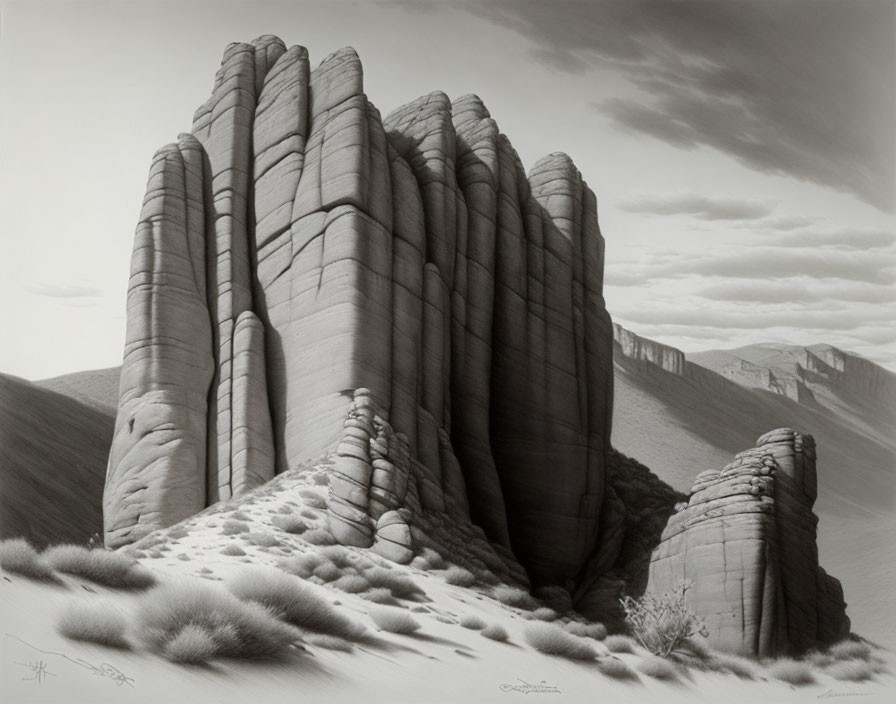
[332,575,370,594]
[368,606,421,634]
[481,623,509,641]
[767,658,815,686]
[604,634,637,653]
[304,634,353,652]
[828,639,873,661]
[220,544,246,557]
[524,623,596,660]
[278,553,324,579]
[271,515,308,534]
[564,621,608,640]
[459,614,486,630]
[598,656,639,680]
[638,655,679,679]
[711,653,756,679]
[492,586,538,610]
[221,520,250,535]
[244,531,280,548]
[137,581,300,662]
[44,545,155,590]
[363,588,397,605]
[56,601,130,648]
[363,567,425,600]
[528,607,559,622]
[825,659,876,682]
[0,538,60,583]
[443,566,476,587]
[303,528,337,546]
[228,568,366,640]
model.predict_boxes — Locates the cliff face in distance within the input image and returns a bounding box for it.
[104,36,615,590]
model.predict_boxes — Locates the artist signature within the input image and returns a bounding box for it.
[818,689,874,699]
[500,678,562,694]
[5,633,134,687]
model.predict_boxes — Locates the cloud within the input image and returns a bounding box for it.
[617,193,776,220]
[772,230,896,250]
[24,282,103,298]
[738,215,817,231]
[469,0,895,211]
[695,280,896,305]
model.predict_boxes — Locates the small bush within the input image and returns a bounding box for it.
[166,526,189,540]
[312,563,342,582]
[459,614,486,630]
[56,601,129,648]
[528,607,559,622]
[363,588,397,605]
[230,511,251,522]
[524,623,596,660]
[598,656,638,680]
[332,575,370,593]
[364,567,424,600]
[828,640,873,661]
[44,545,155,590]
[177,553,190,561]
[493,586,538,610]
[272,515,308,535]
[278,553,324,579]
[228,568,365,639]
[443,566,476,587]
[604,634,637,654]
[620,582,707,657]
[221,520,250,536]
[434,614,456,624]
[419,547,445,570]
[368,606,421,634]
[137,581,300,661]
[826,659,875,682]
[712,654,755,679]
[0,538,59,583]
[299,492,327,510]
[320,545,355,569]
[303,529,337,546]
[481,624,509,641]
[245,531,280,548]
[564,621,608,640]
[220,544,246,557]
[164,624,217,663]
[767,658,815,685]
[638,655,679,680]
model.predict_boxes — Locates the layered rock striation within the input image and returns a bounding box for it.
[646,428,850,656]
[104,36,615,588]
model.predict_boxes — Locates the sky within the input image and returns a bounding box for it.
[1,0,894,379]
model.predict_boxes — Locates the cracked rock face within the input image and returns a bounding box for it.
[104,36,617,588]
[645,428,850,657]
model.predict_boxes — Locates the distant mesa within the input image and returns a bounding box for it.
[94,35,852,656]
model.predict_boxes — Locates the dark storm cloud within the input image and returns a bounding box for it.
[617,193,776,220]
[467,1,895,211]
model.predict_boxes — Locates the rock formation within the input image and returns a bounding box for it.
[104,36,616,589]
[646,428,850,656]
[613,324,685,376]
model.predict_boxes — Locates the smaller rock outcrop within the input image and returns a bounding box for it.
[646,428,849,657]
[613,324,685,375]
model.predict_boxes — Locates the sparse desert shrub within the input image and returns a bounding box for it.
[320,545,353,569]
[363,588,397,605]
[620,582,707,656]
[137,581,300,661]
[56,601,129,648]
[828,639,873,661]
[221,520,250,536]
[177,553,190,561]
[528,607,559,622]
[332,575,370,594]
[368,606,421,634]
[227,568,365,640]
[272,515,308,535]
[230,511,251,522]
[312,472,329,487]
[220,544,246,557]
[434,614,456,624]
[825,659,876,682]
[363,567,424,600]
[598,656,638,680]
[419,547,445,570]
[245,531,280,548]
[767,658,815,685]
[44,545,155,590]
[524,623,596,660]
[680,636,710,659]
[481,624,509,641]
[493,586,538,610]
[638,655,679,680]
[459,614,486,630]
[444,566,476,587]
[164,624,218,663]
[604,634,637,654]
[199,567,213,575]
[0,538,59,583]
[564,621,608,640]
[166,526,189,540]
[278,553,324,579]
[303,528,337,546]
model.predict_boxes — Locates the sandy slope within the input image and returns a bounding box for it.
[0,373,112,547]
[3,464,893,704]
[35,367,121,416]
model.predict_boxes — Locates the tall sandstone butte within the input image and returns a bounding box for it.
[646,428,850,656]
[104,36,615,588]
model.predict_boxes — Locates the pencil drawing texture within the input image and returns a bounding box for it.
[102,35,847,658]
